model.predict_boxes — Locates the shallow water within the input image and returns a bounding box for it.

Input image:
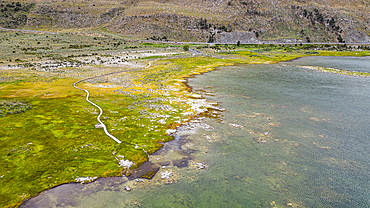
[22,56,370,207]
[292,56,370,73]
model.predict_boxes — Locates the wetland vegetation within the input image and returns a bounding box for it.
[0,30,369,207]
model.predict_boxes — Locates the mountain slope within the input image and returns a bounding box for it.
[1,0,369,43]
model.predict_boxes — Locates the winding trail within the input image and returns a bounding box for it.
[73,62,153,144]
[73,83,122,143]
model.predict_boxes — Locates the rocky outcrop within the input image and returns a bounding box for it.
[345,30,370,43]
[215,32,259,44]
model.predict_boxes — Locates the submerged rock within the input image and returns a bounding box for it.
[161,171,173,179]
[127,161,160,180]
[191,161,208,169]
[173,158,189,168]
[75,176,98,184]
[124,186,131,191]
[268,122,279,127]
[229,123,244,129]
[255,137,267,143]
[135,179,145,183]
[195,163,208,169]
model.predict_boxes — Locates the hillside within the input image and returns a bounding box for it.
[1,0,370,42]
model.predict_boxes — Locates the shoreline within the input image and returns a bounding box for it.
[4,49,370,207]
[19,58,228,207]
[17,53,305,205]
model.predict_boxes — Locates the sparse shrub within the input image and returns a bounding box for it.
[183,45,189,51]
[337,35,345,43]
[208,32,215,43]
[254,31,259,38]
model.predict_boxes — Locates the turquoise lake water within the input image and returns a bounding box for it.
[22,56,370,207]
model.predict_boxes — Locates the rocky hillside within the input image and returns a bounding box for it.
[1,0,369,43]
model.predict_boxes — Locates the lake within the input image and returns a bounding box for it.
[22,56,370,207]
